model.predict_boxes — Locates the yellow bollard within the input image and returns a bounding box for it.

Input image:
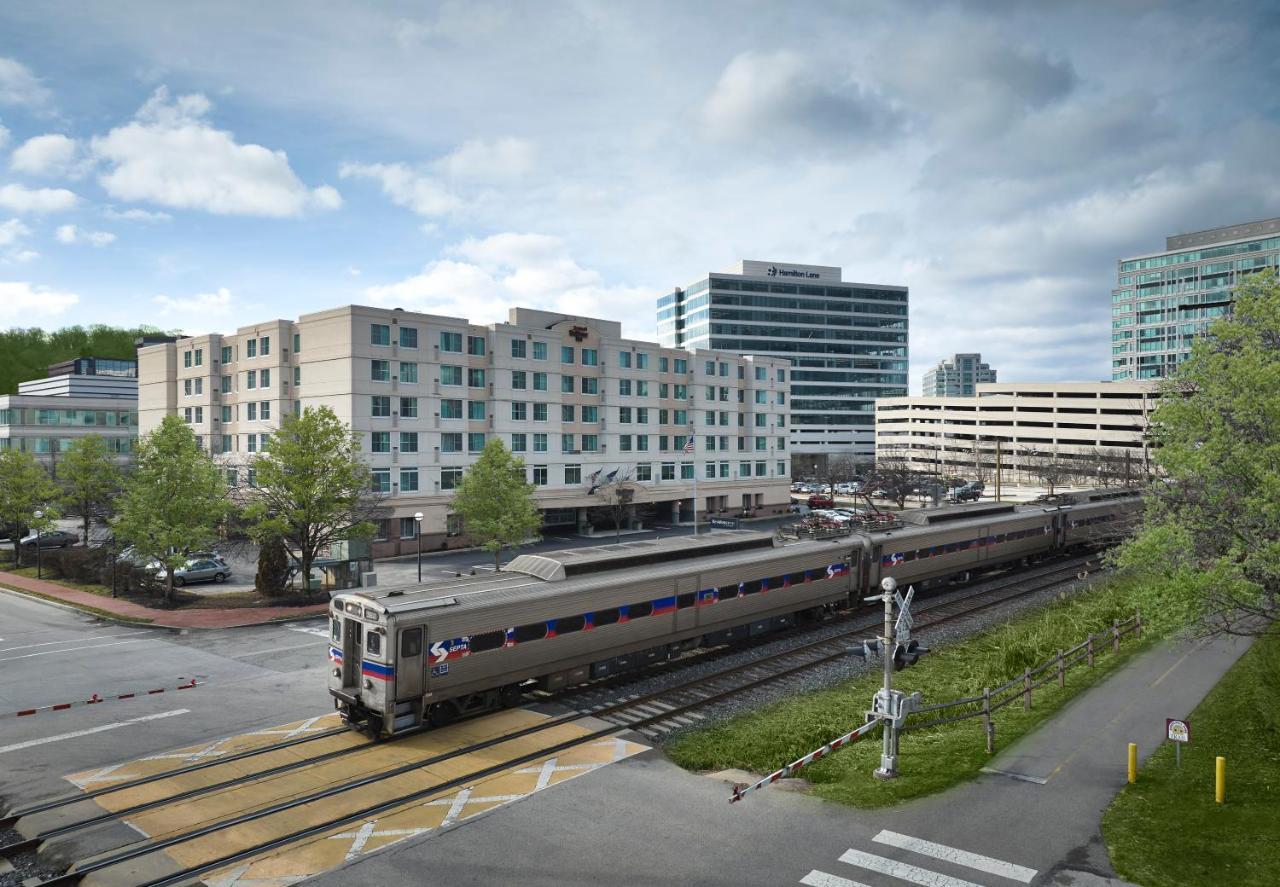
[1216,756,1226,804]
[1128,742,1137,784]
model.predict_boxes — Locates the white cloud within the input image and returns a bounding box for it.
[10,134,85,177]
[362,232,653,337]
[55,224,117,246]
[437,137,535,182]
[0,122,9,150]
[4,248,39,264]
[0,58,51,108]
[91,87,342,217]
[0,183,79,213]
[339,161,459,216]
[0,218,29,246]
[151,287,235,332]
[102,206,172,223]
[0,281,79,328]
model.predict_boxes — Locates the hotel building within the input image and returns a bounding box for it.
[138,306,792,555]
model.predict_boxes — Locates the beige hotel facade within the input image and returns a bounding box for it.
[875,380,1159,483]
[138,305,792,556]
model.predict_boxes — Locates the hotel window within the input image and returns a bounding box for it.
[777,460,787,476]
[533,403,548,422]
[561,346,574,364]
[225,467,238,486]
[371,469,391,493]
[441,433,463,453]
[371,360,391,382]
[619,379,632,396]
[720,462,730,478]
[511,433,527,452]
[661,463,675,480]
[399,468,419,492]
[220,345,233,364]
[400,516,417,538]
[183,351,192,368]
[259,401,270,421]
[512,370,527,390]
[581,377,598,395]
[681,463,696,479]
[561,375,575,393]
[637,407,649,424]
[659,357,669,372]
[247,339,257,358]
[581,348,598,366]
[533,433,548,452]
[467,401,486,420]
[247,402,257,421]
[582,434,598,452]
[719,362,728,377]
[636,464,652,481]
[562,405,575,422]
[755,367,766,381]
[220,405,231,423]
[371,431,391,453]
[400,432,418,453]
[400,397,418,418]
[246,370,256,389]
[619,407,632,424]
[565,464,581,484]
[371,324,391,346]
[440,331,462,352]
[467,335,486,356]
[511,402,528,421]
[467,432,485,452]
[259,369,269,388]
[705,462,716,479]
[740,461,751,477]
[246,432,256,452]
[756,461,767,477]
[777,368,786,382]
[581,405,599,423]
[441,365,463,386]
[399,326,418,348]
[705,360,715,375]
[293,333,301,353]
[259,337,270,356]
[184,379,192,396]
[511,338,527,359]
[637,434,649,451]
[221,375,231,394]
[636,353,649,370]
[441,399,463,419]
[620,434,633,452]
[636,380,648,397]
[532,341,548,360]
[441,467,463,489]
[195,406,204,423]
[532,466,548,486]
[467,368,485,388]
[400,362,418,383]
[561,433,575,453]
[619,352,632,369]
[674,359,688,374]
[371,396,391,418]
[193,349,203,367]
[533,372,548,391]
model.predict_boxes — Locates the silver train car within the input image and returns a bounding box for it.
[329,490,1141,736]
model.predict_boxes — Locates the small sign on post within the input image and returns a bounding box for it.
[708,517,739,530]
[1166,717,1190,768]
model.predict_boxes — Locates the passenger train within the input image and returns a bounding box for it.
[329,490,1140,736]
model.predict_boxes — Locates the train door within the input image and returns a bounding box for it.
[341,617,361,688]
[674,575,698,633]
[397,625,424,701]
[1053,513,1067,550]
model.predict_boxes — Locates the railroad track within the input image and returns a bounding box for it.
[9,553,1097,887]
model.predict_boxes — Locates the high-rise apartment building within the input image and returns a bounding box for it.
[138,306,791,554]
[0,358,139,466]
[658,260,908,462]
[1112,217,1280,380]
[922,353,996,396]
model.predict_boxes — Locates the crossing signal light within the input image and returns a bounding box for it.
[846,639,882,659]
[893,639,928,671]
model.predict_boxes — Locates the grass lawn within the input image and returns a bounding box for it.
[666,575,1165,807]
[1102,629,1280,887]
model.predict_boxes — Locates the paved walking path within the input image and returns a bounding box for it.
[0,570,329,628]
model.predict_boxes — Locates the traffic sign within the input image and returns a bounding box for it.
[708,517,739,529]
[1166,718,1190,743]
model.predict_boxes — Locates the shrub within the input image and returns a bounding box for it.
[255,535,292,597]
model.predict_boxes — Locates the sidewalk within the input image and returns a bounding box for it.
[0,570,329,629]
[875,631,1255,885]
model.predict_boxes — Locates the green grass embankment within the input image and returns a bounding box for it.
[1102,628,1280,887]
[666,575,1167,807]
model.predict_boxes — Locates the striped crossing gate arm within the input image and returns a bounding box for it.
[729,716,881,803]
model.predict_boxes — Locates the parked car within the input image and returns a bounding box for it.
[18,530,78,550]
[808,494,835,508]
[155,558,232,586]
[949,482,984,503]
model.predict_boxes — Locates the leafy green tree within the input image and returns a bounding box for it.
[0,450,60,566]
[450,438,542,570]
[254,534,292,597]
[59,435,122,547]
[1114,270,1280,636]
[112,415,230,601]
[242,406,381,595]
[0,325,166,395]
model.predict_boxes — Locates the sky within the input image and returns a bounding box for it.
[1,1,1277,390]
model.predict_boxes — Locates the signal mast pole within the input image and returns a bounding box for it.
[875,576,898,779]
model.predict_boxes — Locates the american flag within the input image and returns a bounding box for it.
[683,432,695,453]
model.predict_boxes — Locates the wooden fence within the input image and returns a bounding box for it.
[901,609,1144,752]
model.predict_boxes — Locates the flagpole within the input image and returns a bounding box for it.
[693,449,698,537]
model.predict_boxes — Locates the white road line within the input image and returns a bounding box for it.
[979,766,1049,785]
[237,641,321,657]
[838,849,985,887]
[0,709,189,755]
[0,634,143,654]
[0,639,149,663]
[873,830,1038,883]
[801,871,872,887]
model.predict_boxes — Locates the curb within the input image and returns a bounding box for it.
[0,584,327,632]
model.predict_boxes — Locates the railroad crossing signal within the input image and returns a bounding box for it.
[893,638,929,671]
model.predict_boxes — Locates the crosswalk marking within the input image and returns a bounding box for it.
[800,871,872,887]
[873,830,1037,883]
[838,848,985,887]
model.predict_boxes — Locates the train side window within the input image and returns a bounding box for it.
[944,542,959,553]
[514,622,548,643]
[470,630,505,653]
[789,572,805,585]
[628,601,653,619]
[766,576,784,590]
[557,614,586,634]
[594,608,620,626]
[717,584,739,601]
[677,592,696,609]
[740,579,762,596]
[902,551,917,562]
[330,617,340,641]
[996,533,1007,543]
[366,631,382,656]
[400,627,422,658]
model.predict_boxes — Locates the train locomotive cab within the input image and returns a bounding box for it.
[329,594,400,736]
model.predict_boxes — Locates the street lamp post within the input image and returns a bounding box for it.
[33,509,43,580]
[413,512,424,583]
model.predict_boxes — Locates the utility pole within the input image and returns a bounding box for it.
[995,439,1002,502]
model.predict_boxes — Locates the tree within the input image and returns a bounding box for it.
[0,324,166,396]
[450,438,541,570]
[867,447,925,508]
[111,415,230,601]
[0,450,60,566]
[255,534,292,597]
[59,435,122,547]
[1113,270,1280,637]
[242,406,382,596]
[589,470,638,542]
[1019,448,1079,497]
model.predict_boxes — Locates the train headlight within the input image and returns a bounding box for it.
[364,679,374,690]
[332,668,341,678]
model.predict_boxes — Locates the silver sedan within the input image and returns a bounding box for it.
[157,558,232,586]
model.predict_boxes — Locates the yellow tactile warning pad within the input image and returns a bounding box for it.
[66,710,647,887]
